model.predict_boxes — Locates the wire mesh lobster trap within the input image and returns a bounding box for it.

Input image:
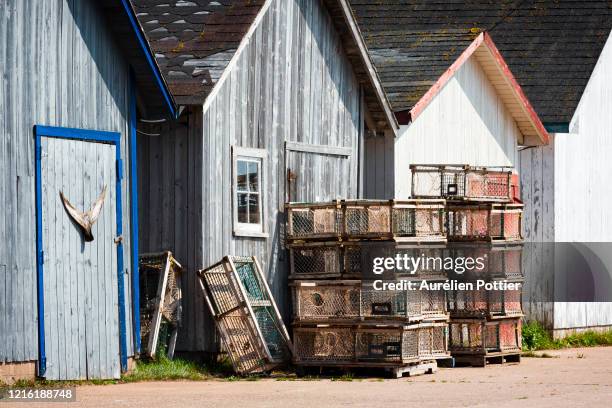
[447,289,523,318]
[290,281,447,322]
[288,242,343,279]
[446,203,523,242]
[344,200,393,240]
[139,252,183,359]
[198,256,292,375]
[391,200,446,242]
[293,322,449,365]
[411,165,514,202]
[291,281,361,320]
[448,317,521,354]
[445,243,524,280]
[393,245,449,280]
[343,241,399,280]
[285,201,342,241]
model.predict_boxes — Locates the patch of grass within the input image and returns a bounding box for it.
[522,321,612,351]
[122,356,209,382]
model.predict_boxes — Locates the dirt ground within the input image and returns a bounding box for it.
[7,347,612,408]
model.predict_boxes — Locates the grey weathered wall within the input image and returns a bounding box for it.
[190,0,362,351]
[519,142,555,329]
[0,0,134,363]
[137,107,203,351]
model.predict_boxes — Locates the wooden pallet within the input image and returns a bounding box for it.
[453,351,521,367]
[295,360,439,379]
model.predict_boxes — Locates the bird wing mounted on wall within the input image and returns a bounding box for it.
[59,185,108,242]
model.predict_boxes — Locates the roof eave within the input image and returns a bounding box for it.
[337,0,399,136]
[120,0,178,118]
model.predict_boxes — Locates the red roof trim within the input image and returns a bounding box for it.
[403,32,549,145]
[481,33,550,145]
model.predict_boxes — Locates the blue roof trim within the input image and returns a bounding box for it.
[544,122,570,133]
[119,0,177,118]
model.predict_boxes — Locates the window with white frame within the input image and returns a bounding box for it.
[232,146,267,237]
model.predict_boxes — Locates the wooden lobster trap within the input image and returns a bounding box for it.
[446,203,523,242]
[448,317,521,366]
[288,242,343,279]
[391,199,446,243]
[445,243,524,280]
[285,201,342,241]
[393,244,449,281]
[139,251,183,359]
[447,289,523,318]
[290,281,447,322]
[343,200,393,240]
[198,256,292,375]
[411,164,514,202]
[292,322,449,365]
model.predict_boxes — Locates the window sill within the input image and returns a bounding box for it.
[233,230,269,239]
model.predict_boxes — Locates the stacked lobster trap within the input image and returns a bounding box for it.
[410,164,525,366]
[286,199,451,377]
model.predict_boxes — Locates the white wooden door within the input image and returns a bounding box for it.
[40,137,120,380]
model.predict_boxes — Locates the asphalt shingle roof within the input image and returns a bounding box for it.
[133,0,265,105]
[349,0,612,123]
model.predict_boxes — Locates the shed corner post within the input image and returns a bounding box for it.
[128,68,141,356]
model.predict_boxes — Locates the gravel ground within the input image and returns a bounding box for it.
[7,347,612,408]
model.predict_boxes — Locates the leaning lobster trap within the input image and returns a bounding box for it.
[343,200,393,240]
[285,201,342,241]
[290,281,447,322]
[448,317,521,355]
[139,251,183,359]
[198,256,292,375]
[411,165,514,202]
[446,203,523,242]
[391,199,446,242]
[447,289,523,318]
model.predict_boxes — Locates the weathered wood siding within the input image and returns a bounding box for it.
[0,0,134,363]
[363,130,394,199]
[137,108,203,352]
[390,57,521,198]
[519,141,555,328]
[189,0,361,351]
[522,33,612,333]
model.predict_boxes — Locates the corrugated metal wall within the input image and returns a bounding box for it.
[0,0,134,363]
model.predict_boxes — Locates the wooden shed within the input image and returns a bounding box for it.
[0,0,177,381]
[351,0,612,337]
[134,0,398,354]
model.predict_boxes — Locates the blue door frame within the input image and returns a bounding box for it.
[34,125,129,376]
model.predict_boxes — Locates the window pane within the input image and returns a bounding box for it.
[237,193,248,223]
[237,160,248,192]
[249,194,260,224]
[247,161,259,192]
